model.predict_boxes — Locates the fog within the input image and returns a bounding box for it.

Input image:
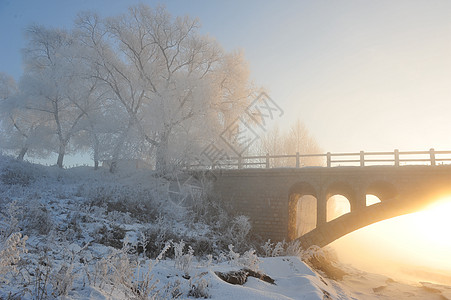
[329,198,451,285]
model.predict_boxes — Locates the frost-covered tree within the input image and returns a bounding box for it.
[0,73,52,160]
[258,119,323,167]
[20,26,95,168]
[284,119,323,166]
[1,5,256,171]
[0,73,16,100]
[257,119,322,237]
[76,5,255,173]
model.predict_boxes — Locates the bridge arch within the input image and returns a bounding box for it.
[366,194,382,206]
[365,181,398,202]
[327,195,351,222]
[325,181,356,210]
[288,182,318,240]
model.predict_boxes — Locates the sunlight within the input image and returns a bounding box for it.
[296,195,317,236]
[366,194,381,206]
[327,195,350,222]
[407,198,451,249]
[331,197,451,284]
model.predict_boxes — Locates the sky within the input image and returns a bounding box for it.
[1,0,451,154]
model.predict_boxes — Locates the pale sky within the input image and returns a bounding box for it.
[1,0,451,154]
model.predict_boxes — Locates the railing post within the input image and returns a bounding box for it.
[296,152,300,168]
[238,155,242,169]
[266,153,270,168]
[430,148,436,166]
[327,152,331,167]
[360,151,364,167]
[394,149,399,166]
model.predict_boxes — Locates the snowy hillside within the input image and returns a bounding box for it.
[1,155,451,299]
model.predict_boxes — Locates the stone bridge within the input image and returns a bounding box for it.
[206,165,451,248]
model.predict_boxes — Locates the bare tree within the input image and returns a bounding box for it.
[257,118,323,167]
[76,5,254,173]
[20,26,95,168]
[0,73,52,160]
[257,119,323,238]
[0,5,256,171]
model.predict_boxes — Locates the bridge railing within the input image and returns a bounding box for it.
[188,148,451,169]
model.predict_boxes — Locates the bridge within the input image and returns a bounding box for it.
[198,149,451,249]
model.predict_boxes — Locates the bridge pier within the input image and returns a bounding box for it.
[352,190,367,212]
[316,192,327,227]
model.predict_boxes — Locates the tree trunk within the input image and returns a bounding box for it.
[93,134,100,170]
[110,142,122,173]
[17,147,28,161]
[155,131,169,174]
[110,120,133,173]
[56,143,66,168]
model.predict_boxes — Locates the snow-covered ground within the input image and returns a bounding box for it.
[1,155,451,299]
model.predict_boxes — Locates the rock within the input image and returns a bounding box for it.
[215,268,275,285]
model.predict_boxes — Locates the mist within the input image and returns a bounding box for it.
[330,199,451,286]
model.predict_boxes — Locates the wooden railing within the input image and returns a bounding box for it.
[189,149,451,169]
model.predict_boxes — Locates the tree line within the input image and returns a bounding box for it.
[0,4,322,173]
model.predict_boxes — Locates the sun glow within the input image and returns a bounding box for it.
[330,197,451,284]
[409,199,451,249]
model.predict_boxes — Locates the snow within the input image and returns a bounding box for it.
[1,154,451,299]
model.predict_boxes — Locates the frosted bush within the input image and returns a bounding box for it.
[188,277,210,298]
[141,217,180,258]
[0,200,22,238]
[227,244,240,266]
[205,254,213,268]
[90,240,173,299]
[173,240,194,275]
[0,163,36,186]
[0,232,28,287]
[301,245,338,264]
[33,254,53,300]
[155,241,172,263]
[240,249,260,271]
[84,184,158,222]
[130,244,172,300]
[22,200,53,235]
[272,241,285,257]
[226,245,260,271]
[285,240,303,256]
[107,210,133,224]
[261,239,303,257]
[52,262,76,296]
[95,240,136,295]
[261,239,285,257]
[228,215,251,249]
[262,239,274,257]
[301,245,324,262]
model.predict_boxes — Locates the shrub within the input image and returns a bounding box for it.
[186,237,215,257]
[96,224,126,249]
[0,201,22,238]
[260,239,302,257]
[51,262,76,297]
[24,204,53,235]
[0,232,28,287]
[173,240,194,275]
[86,185,159,223]
[139,218,179,258]
[1,167,34,186]
[226,245,260,271]
[188,277,210,299]
[219,215,252,253]
[301,246,346,280]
